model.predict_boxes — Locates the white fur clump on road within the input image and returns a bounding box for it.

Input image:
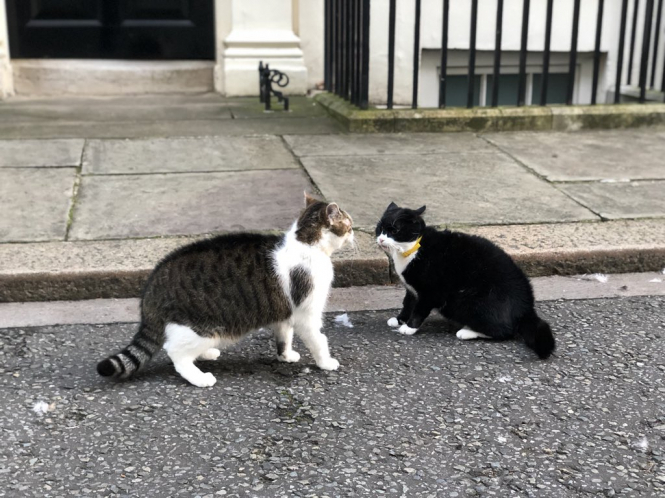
[32,401,54,415]
[631,436,649,453]
[334,313,354,328]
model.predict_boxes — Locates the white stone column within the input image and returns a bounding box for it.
[215,0,308,96]
[0,0,15,98]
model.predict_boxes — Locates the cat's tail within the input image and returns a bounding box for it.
[97,322,163,378]
[517,310,555,359]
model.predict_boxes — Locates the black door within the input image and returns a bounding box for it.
[6,0,215,60]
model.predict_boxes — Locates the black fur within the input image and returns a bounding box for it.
[290,265,313,307]
[276,340,287,356]
[377,203,555,359]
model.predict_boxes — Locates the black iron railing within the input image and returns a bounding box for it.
[325,0,665,110]
[324,0,371,109]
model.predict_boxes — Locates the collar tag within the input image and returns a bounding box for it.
[401,236,422,258]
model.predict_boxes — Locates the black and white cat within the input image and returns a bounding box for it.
[376,202,555,359]
[97,193,354,387]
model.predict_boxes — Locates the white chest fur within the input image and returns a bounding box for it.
[273,225,334,311]
[392,252,418,297]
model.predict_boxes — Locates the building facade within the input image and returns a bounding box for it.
[0,0,662,105]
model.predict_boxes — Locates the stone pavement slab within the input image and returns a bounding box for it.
[559,181,665,220]
[284,132,495,156]
[0,117,345,140]
[0,139,84,167]
[231,99,330,119]
[0,104,233,123]
[484,129,665,181]
[0,168,75,243]
[82,136,298,174]
[301,153,598,227]
[69,170,313,240]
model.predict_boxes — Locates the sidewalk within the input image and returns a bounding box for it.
[1,94,664,301]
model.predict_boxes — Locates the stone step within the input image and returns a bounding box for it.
[1,219,663,302]
[12,60,215,96]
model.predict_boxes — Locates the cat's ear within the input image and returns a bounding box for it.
[326,203,342,224]
[387,201,398,211]
[304,191,319,207]
[415,205,426,215]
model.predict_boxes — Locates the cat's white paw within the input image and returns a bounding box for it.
[456,328,491,340]
[387,317,400,327]
[278,350,301,363]
[317,358,340,371]
[190,372,217,388]
[199,348,221,361]
[398,324,418,336]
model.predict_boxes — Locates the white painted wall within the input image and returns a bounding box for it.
[0,0,14,97]
[299,0,325,89]
[297,0,665,106]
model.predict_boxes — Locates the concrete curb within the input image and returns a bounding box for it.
[1,220,663,302]
[315,93,665,133]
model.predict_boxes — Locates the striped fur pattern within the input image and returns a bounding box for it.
[97,193,354,387]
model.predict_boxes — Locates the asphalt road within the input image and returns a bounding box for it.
[1,296,664,497]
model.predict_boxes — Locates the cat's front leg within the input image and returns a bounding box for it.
[294,312,339,370]
[398,300,433,336]
[273,320,300,363]
[388,291,416,328]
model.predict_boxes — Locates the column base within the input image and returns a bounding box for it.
[0,60,13,98]
[217,30,308,97]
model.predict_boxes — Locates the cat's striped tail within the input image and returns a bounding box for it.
[97,323,163,378]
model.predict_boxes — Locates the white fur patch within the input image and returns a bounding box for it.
[316,357,340,370]
[198,348,221,361]
[278,350,301,363]
[272,223,345,371]
[387,317,399,327]
[164,323,223,387]
[398,324,418,335]
[273,223,335,313]
[377,233,419,297]
[456,327,491,340]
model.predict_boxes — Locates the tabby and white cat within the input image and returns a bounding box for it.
[376,202,555,359]
[97,193,354,387]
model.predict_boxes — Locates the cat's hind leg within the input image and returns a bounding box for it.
[274,320,300,363]
[198,348,221,360]
[164,323,219,387]
[456,327,492,340]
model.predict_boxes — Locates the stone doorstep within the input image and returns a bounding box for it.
[315,93,665,133]
[1,219,664,302]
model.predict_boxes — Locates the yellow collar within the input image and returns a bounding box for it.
[401,236,422,258]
